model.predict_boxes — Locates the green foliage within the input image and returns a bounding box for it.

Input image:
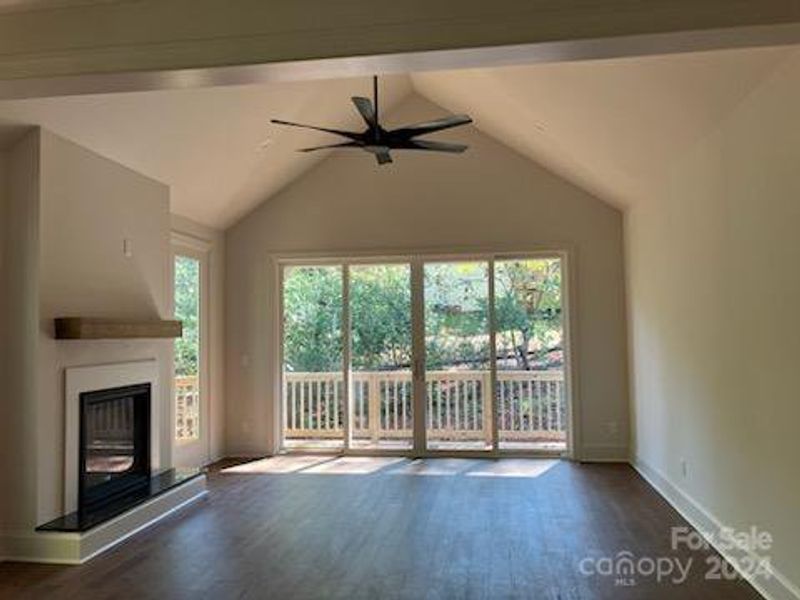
[283,266,343,372]
[424,262,489,370]
[282,259,563,373]
[174,256,200,377]
[351,265,412,370]
[495,259,562,369]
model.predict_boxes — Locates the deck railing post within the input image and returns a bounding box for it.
[368,373,381,443]
[482,372,493,445]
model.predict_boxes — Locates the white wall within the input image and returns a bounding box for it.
[34,130,173,523]
[0,131,41,544]
[627,54,800,592]
[0,151,4,556]
[225,94,629,459]
[171,214,226,463]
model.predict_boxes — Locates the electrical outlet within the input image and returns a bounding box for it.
[123,238,133,258]
[680,459,688,479]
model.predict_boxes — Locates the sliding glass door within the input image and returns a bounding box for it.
[282,265,344,450]
[494,258,567,452]
[424,261,492,451]
[350,263,413,450]
[279,254,569,455]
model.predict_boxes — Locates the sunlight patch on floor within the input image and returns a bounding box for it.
[300,456,406,475]
[222,456,561,478]
[221,455,332,474]
[464,458,559,478]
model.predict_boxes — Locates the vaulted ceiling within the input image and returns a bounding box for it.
[0,45,796,228]
[413,45,794,209]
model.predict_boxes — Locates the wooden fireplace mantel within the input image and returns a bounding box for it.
[54,318,182,340]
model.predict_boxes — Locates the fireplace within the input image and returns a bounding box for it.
[79,383,151,512]
[35,361,206,559]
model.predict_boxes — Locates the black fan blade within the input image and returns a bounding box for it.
[271,119,361,140]
[391,115,473,138]
[402,140,468,153]
[351,97,377,129]
[298,141,361,153]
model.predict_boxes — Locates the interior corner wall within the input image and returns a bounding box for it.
[171,214,227,463]
[0,130,40,543]
[626,54,800,591]
[35,129,172,524]
[224,94,629,460]
[0,150,4,557]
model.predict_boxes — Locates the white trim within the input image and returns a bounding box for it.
[560,250,579,461]
[273,260,285,455]
[341,265,352,450]
[64,360,160,514]
[488,258,499,452]
[171,231,212,254]
[633,457,800,600]
[171,240,211,467]
[410,259,426,456]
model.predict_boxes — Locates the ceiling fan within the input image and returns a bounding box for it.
[271,76,473,165]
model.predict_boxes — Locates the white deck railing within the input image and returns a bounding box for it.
[175,375,200,440]
[283,370,566,443]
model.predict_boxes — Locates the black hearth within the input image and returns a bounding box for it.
[79,383,151,513]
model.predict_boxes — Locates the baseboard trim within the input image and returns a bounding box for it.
[222,450,272,459]
[632,457,799,600]
[578,443,629,462]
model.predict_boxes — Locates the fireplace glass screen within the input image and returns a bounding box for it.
[80,383,151,511]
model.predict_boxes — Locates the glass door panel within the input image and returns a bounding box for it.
[494,258,567,452]
[173,249,212,468]
[282,265,344,450]
[174,255,201,443]
[424,261,491,451]
[350,264,413,450]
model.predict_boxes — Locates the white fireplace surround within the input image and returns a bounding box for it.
[64,360,161,514]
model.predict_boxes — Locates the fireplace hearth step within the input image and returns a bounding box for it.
[37,468,204,533]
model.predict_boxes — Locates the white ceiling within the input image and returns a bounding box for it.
[414,45,795,209]
[0,75,413,227]
[0,46,796,228]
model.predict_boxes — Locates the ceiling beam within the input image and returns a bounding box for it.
[1,0,800,99]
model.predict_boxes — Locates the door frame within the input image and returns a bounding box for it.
[171,232,212,467]
[274,246,578,460]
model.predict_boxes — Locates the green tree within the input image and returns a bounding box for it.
[283,266,343,372]
[282,259,563,373]
[350,265,412,370]
[174,256,200,377]
[495,259,562,370]
[424,262,489,370]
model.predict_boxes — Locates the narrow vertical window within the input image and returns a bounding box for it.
[174,255,201,441]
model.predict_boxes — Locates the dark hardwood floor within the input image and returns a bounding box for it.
[0,457,762,600]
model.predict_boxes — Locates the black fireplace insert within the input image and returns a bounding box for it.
[79,383,151,512]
